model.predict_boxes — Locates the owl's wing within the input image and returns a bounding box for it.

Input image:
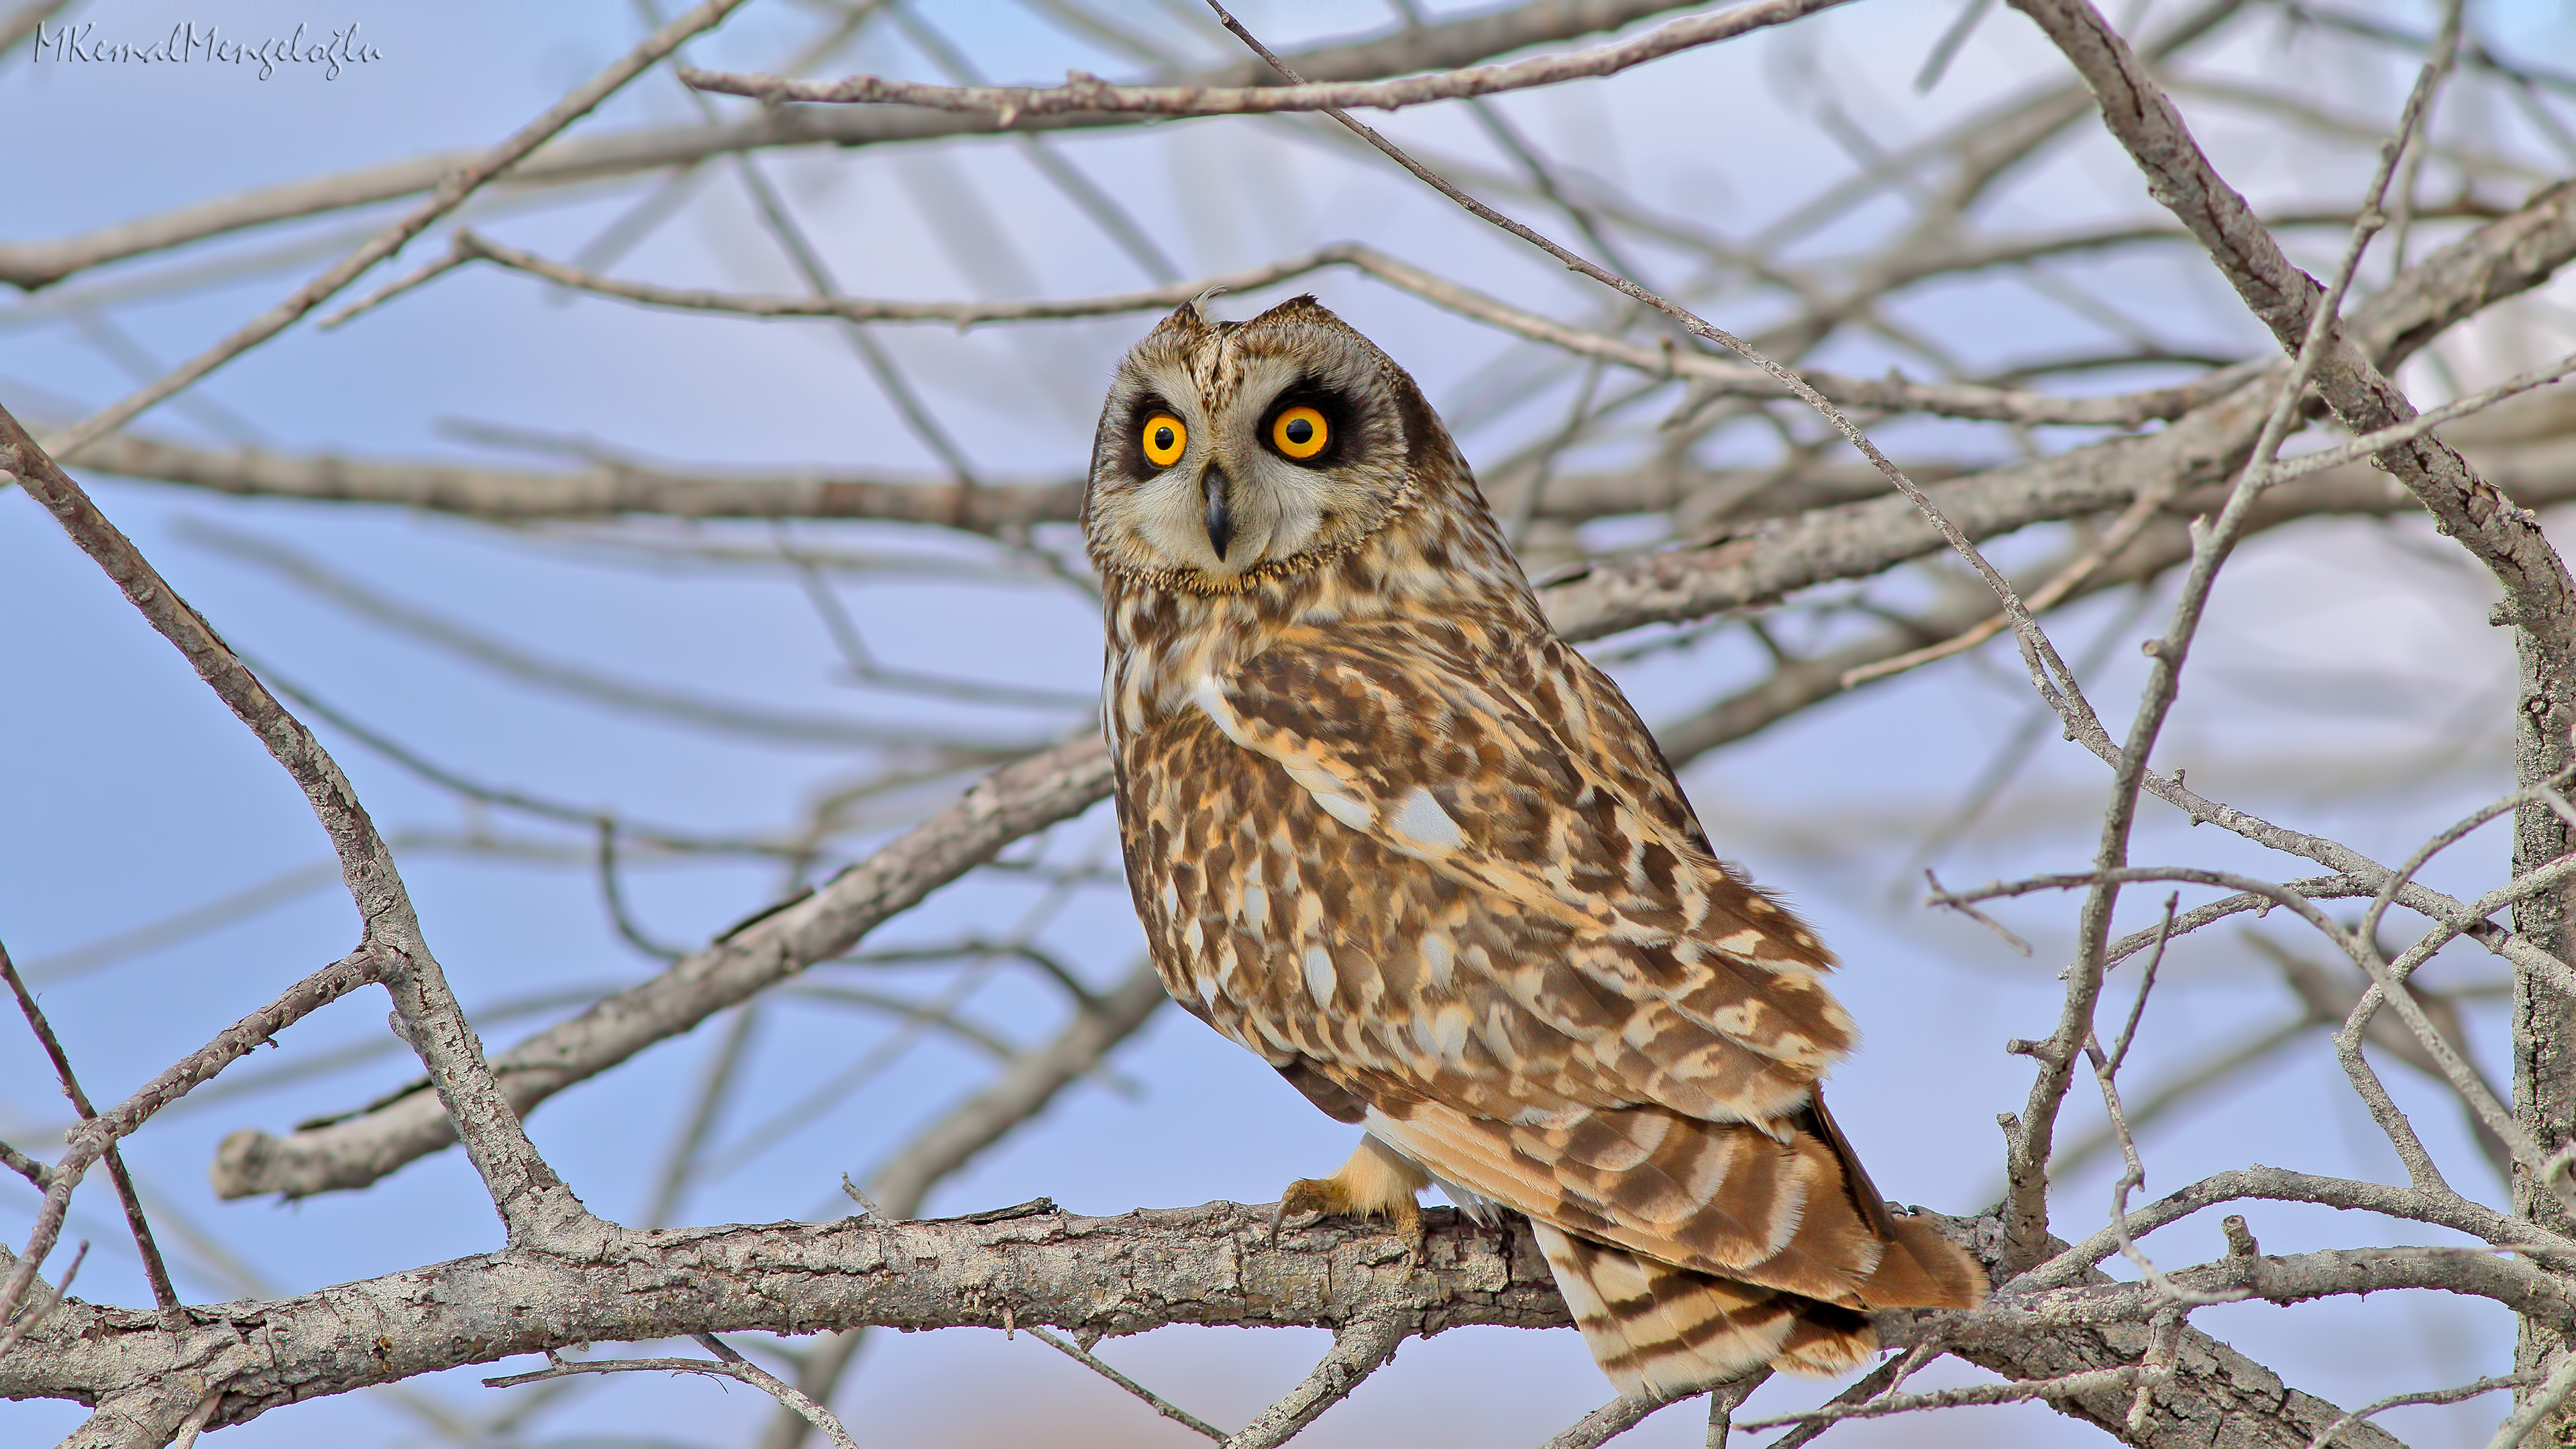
[1184,620,1984,1307]
[1193,619,1857,1113]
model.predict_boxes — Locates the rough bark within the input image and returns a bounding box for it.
[2,1203,2428,1449]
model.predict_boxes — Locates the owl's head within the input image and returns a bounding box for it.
[1083,295,1467,588]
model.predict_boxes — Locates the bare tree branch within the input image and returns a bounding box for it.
[481,1335,861,1449]
[210,731,1112,1199]
[68,428,1079,529]
[13,4,2576,1443]
[683,1,1848,111]
[0,1203,2464,1448]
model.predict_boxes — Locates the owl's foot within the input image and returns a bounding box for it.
[1269,1134,1431,1262]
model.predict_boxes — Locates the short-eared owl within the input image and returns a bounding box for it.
[1085,296,1983,1395]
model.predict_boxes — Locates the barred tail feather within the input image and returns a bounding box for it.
[1531,1222,1874,1397]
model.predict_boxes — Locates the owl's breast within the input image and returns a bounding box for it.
[1113,703,1647,1123]
[1115,705,1459,1073]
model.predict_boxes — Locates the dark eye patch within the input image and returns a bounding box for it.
[1115,392,1179,476]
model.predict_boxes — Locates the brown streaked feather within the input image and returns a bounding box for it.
[1532,1222,1874,1396]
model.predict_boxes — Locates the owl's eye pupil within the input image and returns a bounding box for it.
[1153,425,1174,449]
[1283,417,1312,445]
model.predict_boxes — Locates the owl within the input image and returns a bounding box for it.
[1083,296,1984,1397]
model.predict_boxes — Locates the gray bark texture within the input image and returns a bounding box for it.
[2,1202,2432,1449]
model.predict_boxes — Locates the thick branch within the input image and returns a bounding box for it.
[1,1203,2434,1449]
[68,429,1077,529]
[211,731,1114,1199]
[2,1204,1566,1431]
[682,0,1845,111]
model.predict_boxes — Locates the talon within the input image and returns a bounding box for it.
[1271,1138,1429,1260]
[1272,1175,1340,1244]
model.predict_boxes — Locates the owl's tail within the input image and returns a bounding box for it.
[1532,1216,1979,1395]
[1529,1222,1868,1395]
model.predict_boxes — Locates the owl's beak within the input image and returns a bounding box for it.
[1201,465,1234,562]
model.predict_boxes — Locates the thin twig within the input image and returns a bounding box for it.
[0,939,182,1322]
[1734,1362,2159,1430]
[1843,473,2178,687]
[1927,869,2034,956]
[2307,1373,2532,1449]
[482,1338,862,1449]
[1025,1326,1226,1441]
[2108,894,2180,1075]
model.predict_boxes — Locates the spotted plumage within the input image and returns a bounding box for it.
[1085,297,1982,1395]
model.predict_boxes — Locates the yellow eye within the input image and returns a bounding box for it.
[1271,405,1328,460]
[1140,413,1186,468]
